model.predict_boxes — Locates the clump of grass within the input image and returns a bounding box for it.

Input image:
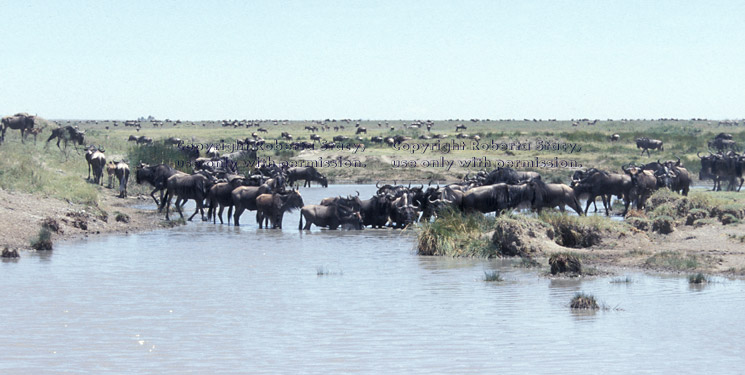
[159,218,186,228]
[688,273,709,284]
[483,270,503,282]
[316,266,343,276]
[570,292,599,310]
[417,207,497,257]
[114,211,130,223]
[645,251,698,271]
[40,217,60,232]
[537,212,622,248]
[548,252,583,275]
[515,256,541,268]
[30,227,53,251]
[610,276,633,284]
[2,246,20,258]
[651,215,675,234]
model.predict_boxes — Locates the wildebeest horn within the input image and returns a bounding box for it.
[697,151,703,158]
[657,159,661,165]
[408,182,411,188]
[418,184,423,189]
[376,181,381,188]
[355,190,360,197]
[464,172,471,180]
[428,180,432,186]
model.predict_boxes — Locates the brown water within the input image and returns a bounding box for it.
[2,185,744,374]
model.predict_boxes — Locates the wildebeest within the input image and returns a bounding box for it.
[459,183,534,214]
[46,126,85,150]
[455,124,467,132]
[89,149,106,186]
[255,190,304,229]
[483,167,540,185]
[388,193,419,228]
[1,113,35,143]
[106,161,117,188]
[708,133,738,152]
[529,179,583,215]
[286,166,328,188]
[357,194,392,228]
[164,137,183,146]
[135,163,185,207]
[355,127,367,134]
[571,169,632,215]
[698,151,744,191]
[232,185,275,226]
[207,176,264,224]
[160,172,215,221]
[298,202,364,230]
[622,165,658,210]
[114,161,130,198]
[635,137,664,157]
[610,134,620,142]
[26,127,43,145]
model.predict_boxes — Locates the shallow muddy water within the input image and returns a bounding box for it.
[2,185,744,374]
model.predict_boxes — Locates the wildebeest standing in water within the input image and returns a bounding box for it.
[529,179,583,215]
[46,126,85,150]
[160,173,214,221]
[1,113,35,143]
[255,190,304,229]
[231,185,274,226]
[299,201,364,230]
[135,163,185,208]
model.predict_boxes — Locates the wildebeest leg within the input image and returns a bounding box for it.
[234,205,244,226]
[187,200,202,221]
[150,188,162,208]
[256,211,263,229]
[227,206,232,224]
[570,196,583,216]
[217,206,225,224]
[583,195,595,215]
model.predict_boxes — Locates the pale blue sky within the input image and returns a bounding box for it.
[1,0,743,120]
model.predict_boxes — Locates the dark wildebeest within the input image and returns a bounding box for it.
[298,202,364,230]
[89,149,106,186]
[529,179,583,215]
[232,185,275,226]
[459,183,534,214]
[286,166,328,188]
[26,127,43,145]
[708,135,738,152]
[388,193,419,228]
[455,124,467,132]
[114,161,130,198]
[635,137,664,157]
[698,151,744,191]
[355,127,367,134]
[1,113,35,143]
[135,163,185,208]
[483,167,540,185]
[571,169,611,213]
[358,194,392,228]
[160,173,214,221]
[571,169,632,216]
[622,165,658,210]
[136,136,153,145]
[207,177,265,224]
[46,126,85,150]
[85,145,99,181]
[255,190,304,229]
[610,134,620,142]
[164,137,183,146]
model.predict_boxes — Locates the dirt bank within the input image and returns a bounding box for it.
[0,188,164,251]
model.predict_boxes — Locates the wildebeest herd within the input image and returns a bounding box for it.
[2,113,744,230]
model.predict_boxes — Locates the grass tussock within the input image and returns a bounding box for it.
[570,292,599,310]
[417,208,497,257]
[114,211,130,223]
[549,252,583,275]
[538,212,623,248]
[483,270,503,282]
[30,227,53,251]
[645,251,699,271]
[646,190,745,228]
[688,273,709,284]
[2,246,20,258]
[610,276,633,284]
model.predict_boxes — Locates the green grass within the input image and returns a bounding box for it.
[417,207,497,257]
[30,227,53,251]
[645,251,699,271]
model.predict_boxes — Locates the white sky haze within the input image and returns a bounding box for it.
[1,0,743,120]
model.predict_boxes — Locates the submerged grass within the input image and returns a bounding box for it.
[417,207,497,257]
[688,273,709,284]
